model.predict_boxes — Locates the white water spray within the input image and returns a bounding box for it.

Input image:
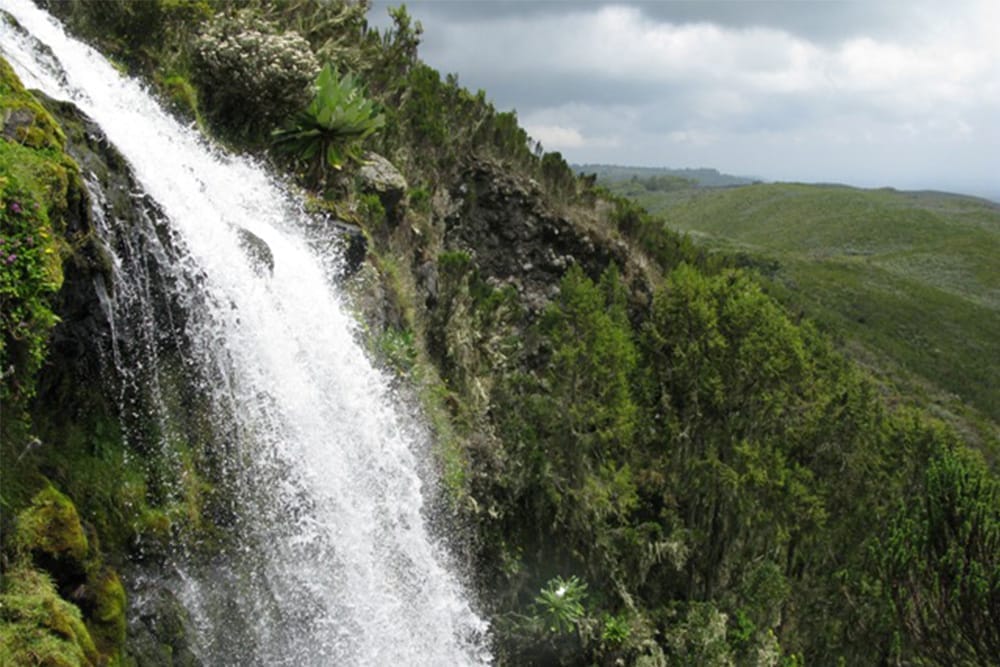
[1,2,490,664]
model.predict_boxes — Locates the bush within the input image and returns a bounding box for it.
[192,10,318,140]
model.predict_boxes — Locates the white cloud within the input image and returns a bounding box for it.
[524,124,585,149]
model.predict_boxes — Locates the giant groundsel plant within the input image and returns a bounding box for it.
[272,64,384,180]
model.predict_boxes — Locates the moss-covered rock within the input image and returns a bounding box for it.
[125,582,201,667]
[0,57,66,151]
[14,485,90,574]
[1,57,78,406]
[0,566,100,667]
[8,486,130,665]
[86,570,127,658]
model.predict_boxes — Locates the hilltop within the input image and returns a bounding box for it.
[577,163,758,188]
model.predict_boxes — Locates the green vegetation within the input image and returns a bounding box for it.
[5,3,998,665]
[604,180,1000,444]
[1,486,127,666]
[273,64,384,177]
[193,9,318,141]
[0,566,100,667]
[2,58,222,664]
[0,58,73,403]
[475,260,958,663]
[881,444,1000,665]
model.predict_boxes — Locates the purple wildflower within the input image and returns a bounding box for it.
[6,254,16,264]
[10,201,21,214]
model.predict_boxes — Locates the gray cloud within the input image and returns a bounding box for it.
[373,1,931,43]
[368,1,1000,197]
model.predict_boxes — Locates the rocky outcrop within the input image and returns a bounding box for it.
[358,151,407,224]
[444,159,634,314]
[126,582,201,667]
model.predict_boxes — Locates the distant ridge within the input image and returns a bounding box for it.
[574,163,758,188]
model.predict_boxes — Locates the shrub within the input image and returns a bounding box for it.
[534,575,589,635]
[192,10,318,140]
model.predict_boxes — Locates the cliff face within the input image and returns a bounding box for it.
[1,59,128,666]
[1,62,207,665]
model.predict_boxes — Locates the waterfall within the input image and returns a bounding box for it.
[0,2,491,664]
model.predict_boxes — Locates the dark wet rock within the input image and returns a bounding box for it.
[326,218,367,278]
[126,580,202,667]
[236,227,274,276]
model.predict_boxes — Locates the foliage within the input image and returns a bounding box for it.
[364,3,423,95]
[156,72,201,124]
[272,64,384,180]
[41,0,213,69]
[0,59,72,403]
[2,485,128,666]
[539,151,577,199]
[12,485,90,563]
[0,567,99,667]
[609,195,715,274]
[12,5,1000,667]
[881,445,1000,665]
[192,10,318,140]
[407,185,431,213]
[0,173,62,402]
[663,602,734,666]
[375,326,417,376]
[533,575,589,635]
[212,0,370,70]
[606,180,1000,438]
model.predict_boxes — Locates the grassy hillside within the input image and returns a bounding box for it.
[606,180,1000,441]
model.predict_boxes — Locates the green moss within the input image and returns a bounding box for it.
[157,73,201,124]
[408,185,431,213]
[437,250,471,273]
[14,485,89,566]
[0,567,99,667]
[87,570,127,658]
[1,58,66,151]
[358,192,386,228]
[27,401,138,553]
[7,487,129,665]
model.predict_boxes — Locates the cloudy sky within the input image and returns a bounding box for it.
[369,1,1000,199]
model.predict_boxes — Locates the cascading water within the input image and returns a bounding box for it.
[0,2,491,664]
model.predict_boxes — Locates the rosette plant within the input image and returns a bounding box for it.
[272,64,384,181]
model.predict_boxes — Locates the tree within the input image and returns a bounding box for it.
[882,445,1000,665]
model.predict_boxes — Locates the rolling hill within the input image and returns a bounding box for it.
[604,179,1000,445]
